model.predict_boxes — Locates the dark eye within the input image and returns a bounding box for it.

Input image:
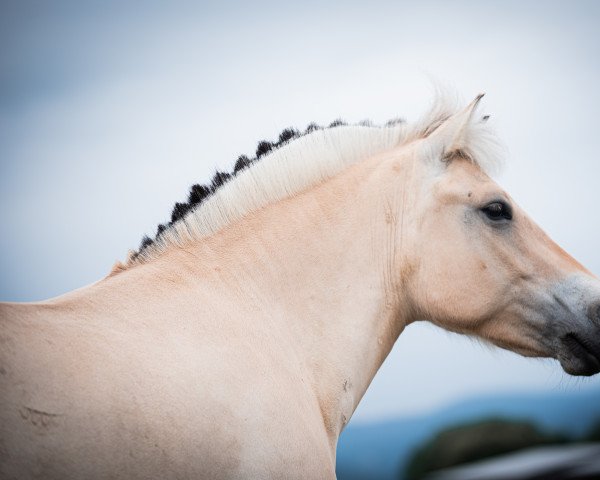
[481,201,512,222]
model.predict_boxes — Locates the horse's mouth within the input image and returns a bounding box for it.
[558,333,600,376]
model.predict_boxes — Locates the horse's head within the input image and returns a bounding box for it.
[403,96,600,376]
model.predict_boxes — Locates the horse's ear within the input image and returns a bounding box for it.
[426,93,484,162]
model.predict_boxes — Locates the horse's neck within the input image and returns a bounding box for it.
[177,150,414,443]
[55,149,413,447]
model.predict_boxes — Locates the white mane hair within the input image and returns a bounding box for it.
[123,94,501,269]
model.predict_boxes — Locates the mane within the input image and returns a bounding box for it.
[122,96,500,269]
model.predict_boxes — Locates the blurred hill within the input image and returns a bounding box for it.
[424,443,600,480]
[405,418,567,479]
[336,387,600,480]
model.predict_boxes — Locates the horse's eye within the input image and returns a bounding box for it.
[482,201,512,221]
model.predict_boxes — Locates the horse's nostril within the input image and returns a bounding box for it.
[590,302,600,325]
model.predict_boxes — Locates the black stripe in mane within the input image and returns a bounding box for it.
[132,121,345,260]
[132,117,404,261]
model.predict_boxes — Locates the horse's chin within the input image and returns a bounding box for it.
[558,333,600,377]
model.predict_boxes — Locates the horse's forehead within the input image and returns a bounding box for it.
[449,157,491,178]
[435,159,498,194]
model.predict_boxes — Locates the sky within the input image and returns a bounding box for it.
[1,0,599,423]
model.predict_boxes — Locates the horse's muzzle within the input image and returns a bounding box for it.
[545,278,600,376]
[558,331,600,376]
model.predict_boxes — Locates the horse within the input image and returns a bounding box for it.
[1,94,599,479]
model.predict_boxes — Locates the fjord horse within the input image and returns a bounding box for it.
[1,95,599,479]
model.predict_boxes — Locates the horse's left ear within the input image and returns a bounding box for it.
[426,94,485,162]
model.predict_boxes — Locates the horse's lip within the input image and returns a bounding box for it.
[559,333,600,376]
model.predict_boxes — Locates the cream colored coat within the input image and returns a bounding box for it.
[2,98,599,479]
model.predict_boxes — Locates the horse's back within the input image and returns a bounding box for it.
[0,301,334,479]
[0,302,183,479]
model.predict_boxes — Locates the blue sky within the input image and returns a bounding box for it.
[1,0,599,422]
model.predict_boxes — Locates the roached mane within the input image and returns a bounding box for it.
[122,96,500,270]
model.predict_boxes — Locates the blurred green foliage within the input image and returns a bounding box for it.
[587,421,600,442]
[404,418,568,480]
